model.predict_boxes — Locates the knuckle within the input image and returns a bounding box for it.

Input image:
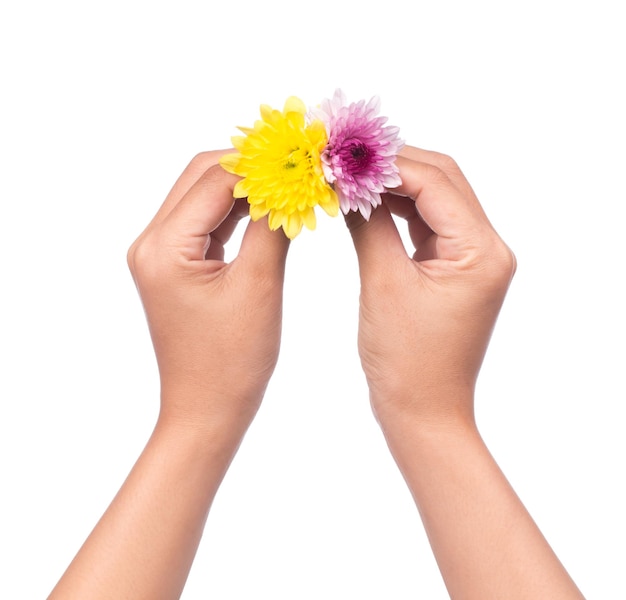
[193,163,229,197]
[188,151,218,172]
[424,163,451,187]
[126,237,141,276]
[502,245,517,277]
[200,163,226,184]
[430,152,462,177]
[126,234,160,285]
[485,238,517,285]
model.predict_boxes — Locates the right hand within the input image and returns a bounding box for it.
[127,151,290,436]
[345,146,516,430]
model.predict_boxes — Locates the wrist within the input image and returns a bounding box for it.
[378,408,484,484]
[157,384,265,456]
[370,383,476,437]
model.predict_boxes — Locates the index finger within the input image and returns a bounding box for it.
[399,145,479,202]
[162,164,241,261]
[391,156,491,241]
[148,149,234,229]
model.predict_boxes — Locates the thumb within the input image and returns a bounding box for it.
[345,204,407,275]
[237,216,291,279]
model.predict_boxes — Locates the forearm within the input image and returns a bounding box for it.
[378,398,585,600]
[49,405,248,600]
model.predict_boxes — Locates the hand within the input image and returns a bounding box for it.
[346,146,516,430]
[127,150,290,435]
[49,152,291,600]
[347,148,584,599]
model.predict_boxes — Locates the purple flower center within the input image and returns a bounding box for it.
[342,139,371,173]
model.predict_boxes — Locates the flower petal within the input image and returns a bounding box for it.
[221,96,337,238]
[317,91,403,220]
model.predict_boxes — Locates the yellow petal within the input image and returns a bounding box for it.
[249,203,269,222]
[307,119,326,137]
[285,109,305,131]
[231,136,247,151]
[268,209,285,231]
[219,153,240,174]
[233,179,249,199]
[283,96,306,115]
[283,212,303,239]
[222,96,338,238]
[319,188,339,217]
[259,104,273,122]
[301,206,317,231]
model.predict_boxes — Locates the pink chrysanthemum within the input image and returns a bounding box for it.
[311,89,404,220]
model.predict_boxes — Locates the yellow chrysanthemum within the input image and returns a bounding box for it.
[219,97,339,240]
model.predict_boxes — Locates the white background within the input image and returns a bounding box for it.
[1,1,624,597]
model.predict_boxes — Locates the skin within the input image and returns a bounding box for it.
[49,151,290,599]
[48,147,584,599]
[346,146,584,599]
